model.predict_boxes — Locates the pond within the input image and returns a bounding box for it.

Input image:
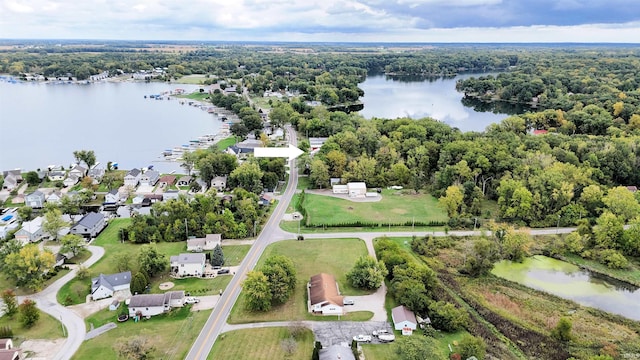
[491,255,640,321]
[358,73,526,133]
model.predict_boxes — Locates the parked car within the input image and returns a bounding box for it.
[184,297,200,304]
[372,329,389,337]
[217,268,230,275]
[378,334,395,343]
[343,298,355,305]
[353,334,372,342]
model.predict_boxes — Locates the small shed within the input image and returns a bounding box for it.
[347,182,367,198]
[109,300,120,311]
[332,184,348,194]
[392,305,417,335]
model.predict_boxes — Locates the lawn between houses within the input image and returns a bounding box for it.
[301,189,448,227]
[208,327,314,360]
[228,238,374,324]
[0,312,65,344]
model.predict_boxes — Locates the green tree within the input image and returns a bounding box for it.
[261,255,297,304]
[242,270,272,311]
[211,244,225,267]
[112,253,133,273]
[18,299,40,328]
[395,335,439,360]
[228,160,263,194]
[346,255,388,290]
[5,245,56,291]
[551,317,572,342]
[116,336,156,360]
[137,244,166,278]
[17,206,33,221]
[1,289,18,318]
[309,159,330,189]
[594,211,624,250]
[180,151,198,176]
[42,208,68,242]
[428,301,469,332]
[60,234,85,257]
[501,230,529,262]
[130,272,149,295]
[24,171,40,186]
[462,238,497,277]
[458,334,487,360]
[73,150,97,169]
[439,185,464,217]
[602,186,640,221]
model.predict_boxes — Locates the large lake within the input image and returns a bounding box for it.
[359,73,518,132]
[0,80,221,173]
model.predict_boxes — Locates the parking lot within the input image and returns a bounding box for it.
[311,321,393,346]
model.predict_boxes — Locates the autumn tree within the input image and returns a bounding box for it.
[309,159,330,189]
[439,185,464,217]
[602,186,640,221]
[42,208,68,242]
[19,299,40,328]
[261,255,297,304]
[1,289,18,318]
[5,244,56,291]
[242,270,272,311]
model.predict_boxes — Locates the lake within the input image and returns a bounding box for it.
[492,255,640,321]
[0,79,221,173]
[359,73,522,132]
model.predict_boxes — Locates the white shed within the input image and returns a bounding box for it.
[392,305,417,335]
[347,182,367,198]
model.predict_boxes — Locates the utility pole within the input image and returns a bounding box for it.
[254,220,257,237]
[556,215,561,234]
[185,218,188,239]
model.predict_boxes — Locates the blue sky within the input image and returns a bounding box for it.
[1,0,639,42]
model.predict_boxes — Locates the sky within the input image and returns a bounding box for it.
[1,0,640,43]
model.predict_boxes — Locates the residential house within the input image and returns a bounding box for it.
[25,191,46,208]
[163,189,180,201]
[195,179,207,192]
[226,145,254,160]
[170,253,206,277]
[176,176,192,187]
[347,182,367,197]
[70,212,107,239]
[187,234,221,252]
[319,344,355,360]
[48,171,66,181]
[258,194,273,206]
[1,170,22,191]
[158,175,177,187]
[63,174,80,187]
[392,305,417,335]
[46,191,63,204]
[69,164,87,178]
[14,216,44,245]
[308,273,344,315]
[0,338,21,360]
[87,168,105,184]
[626,186,638,193]
[210,176,227,192]
[91,271,132,300]
[124,168,142,187]
[128,291,185,318]
[54,253,66,267]
[140,170,160,186]
[0,222,19,240]
[105,189,121,204]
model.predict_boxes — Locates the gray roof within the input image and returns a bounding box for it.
[392,305,416,324]
[108,189,118,195]
[91,271,131,292]
[128,294,166,307]
[76,212,104,228]
[143,170,159,178]
[126,168,141,177]
[170,253,206,264]
[27,190,45,198]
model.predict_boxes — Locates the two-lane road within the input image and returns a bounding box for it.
[184,126,299,360]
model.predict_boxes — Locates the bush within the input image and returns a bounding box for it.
[18,299,40,328]
[598,249,628,269]
[0,326,13,338]
[428,301,469,332]
[551,317,572,342]
[458,334,486,360]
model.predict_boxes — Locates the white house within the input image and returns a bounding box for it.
[392,305,417,335]
[69,164,87,178]
[170,253,206,277]
[46,191,63,204]
[105,189,121,204]
[187,234,221,252]
[91,271,132,300]
[210,176,227,192]
[176,176,192,187]
[1,170,22,191]
[128,291,185,318]
[332,184,348,194]
[70,212,107,239]
[124,168,142,187]
[48,171,66,182]
[308,273,344,315]
[25,191,46,208]
[63,174,80,187]
[87,168,105,184]
[14,216,44,245]
[163,190,180,201]
[347,182,367,197]
[140,170,160,186]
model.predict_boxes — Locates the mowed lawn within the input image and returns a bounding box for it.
[361,331,468,360]
[303,190,448,226]
[221,245,251,266]
[0,312,65,343]
[73,306,210,360]
[228,238,371,324]
[208,327,314,360]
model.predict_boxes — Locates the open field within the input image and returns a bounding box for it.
[228,238,371,324]
[302,189,448,226]
[208,327,314,360]
[221,244,251,266]
[0,312,65,343]
[176,74,212,84]
[149,275,232,297]
[215,136,238,151]
[73,306,209,360]
[362,330,467,360]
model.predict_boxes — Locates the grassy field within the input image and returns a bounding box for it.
[228,238,372,324]
[0,312,65,344]
[361,331,467,360]
[215,136,238,151]
[221,245,251,266]
[302,189,448,226]
[176,74,212,84]
[73,306,209,360]
[208,327,314,360]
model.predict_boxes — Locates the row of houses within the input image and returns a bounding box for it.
[2,165,105,192]
[9,212,107,244]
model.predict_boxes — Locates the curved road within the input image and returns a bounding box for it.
[23,245,105,360]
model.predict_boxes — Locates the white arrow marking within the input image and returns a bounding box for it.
[254,144,304,161]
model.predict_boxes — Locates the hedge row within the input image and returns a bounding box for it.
[306,220,447,228]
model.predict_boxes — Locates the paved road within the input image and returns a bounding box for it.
[21,245,105,360]
[184,125,300,360]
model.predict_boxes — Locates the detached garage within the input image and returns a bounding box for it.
[392,305,417,335]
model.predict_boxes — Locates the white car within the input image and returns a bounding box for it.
[353,334,372,342]
[184,297,200,304]
[372,329,389,337]
[343,298,355,305]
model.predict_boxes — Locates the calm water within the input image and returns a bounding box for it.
[0,80,221,173]
[359,73,521,132]
[492,255,640,321]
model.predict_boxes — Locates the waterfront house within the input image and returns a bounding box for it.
[187,234,221,252]
[128,291,185,318]
[159,175,177,187]
[392,305,417,335]
[70,212,106,239]
[14,216,44,245]
[163,189,180,201]
[140,170,160,186]
[105,189,121,204]
[170,253,206,277]
[308,273,344,315]
[1,170,22,191]
[63,174,80,187]
[69,164,87,178]
[25,191,46,208]
[46,191,63,204]
[225,145,254,160]
[210,176,227,192]
[87,168,105,184]
[48,171,66,182]
[91,271,131,300]
[195,179,207,192]
[124,168,141,187]
[176,176,191,187]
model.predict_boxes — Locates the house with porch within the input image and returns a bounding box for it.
[127,290,185,318]
[14,216,44,245]
[25,191,46,208]
[308,273,344,315]
[210,176,227,192]
[48,171,66,181]
[187,234,221,252]
[176,176,192,187]
[63,174,80,187]
[124,168,141,187]
[140,170,160,186]
[170,253,206,277]
[70,212,106,239]
[91,271,131,300]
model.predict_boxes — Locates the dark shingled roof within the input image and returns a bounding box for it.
[309,273,343,307]
[76,212,104,228]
